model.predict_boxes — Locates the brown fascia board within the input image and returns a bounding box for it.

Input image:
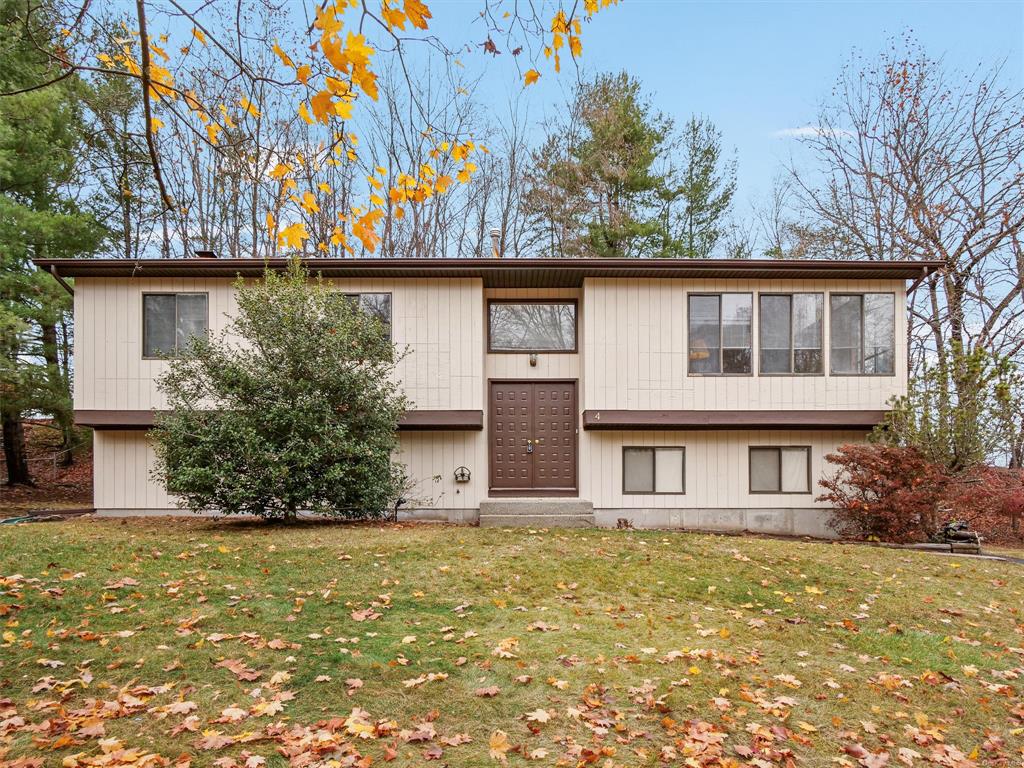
[35,257,944,287]
[75,409,484,431]
[582,409,886,431]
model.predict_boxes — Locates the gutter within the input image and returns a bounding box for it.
[48,265,74,296]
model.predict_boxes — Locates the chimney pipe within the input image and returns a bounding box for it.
[489,228,501,258]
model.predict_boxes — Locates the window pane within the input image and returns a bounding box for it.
[793,295,823,373]
[863,294,894,374]
[489,302,576,351]
[830,295,862,374]
[356,293,392,337]
[793,294,823,347]
[760,295,791,373]
[780,448,810,492]
[654,448,685,493]
[722,294,752,374]
[143,295,176,357]
[688,296,721,373]
[623,448,654,493]
[175,294,208,351]
[750,448,780,492]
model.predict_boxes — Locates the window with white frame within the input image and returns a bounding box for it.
[830,294,895,375]
[143,293,208,357]
[623,447,685,494]
[749,446,811,494]
[759,294,824,374]
[688,293,753,374]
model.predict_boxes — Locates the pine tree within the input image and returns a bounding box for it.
[0,0,106,485]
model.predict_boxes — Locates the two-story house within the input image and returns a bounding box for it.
[36,257,941,536]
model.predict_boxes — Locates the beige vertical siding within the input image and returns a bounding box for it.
[93,430,176,512]
[397,431,487,510]
[74,277,483,412]
[581,429,865,509]
[582,278,907,411]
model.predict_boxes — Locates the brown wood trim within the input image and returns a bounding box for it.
[582,409,886,430]
[34,257,945,286]
[398,410,483,431]
[75,409,483,431]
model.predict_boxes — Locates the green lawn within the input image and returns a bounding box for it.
[1,519,1022,767]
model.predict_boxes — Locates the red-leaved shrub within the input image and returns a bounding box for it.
[818,444,1024,543]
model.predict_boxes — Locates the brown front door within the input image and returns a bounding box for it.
[489,381,577,495]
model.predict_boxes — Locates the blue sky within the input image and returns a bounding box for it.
[423,0,1023,208]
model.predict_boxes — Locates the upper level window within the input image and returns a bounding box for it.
[143,293,208,358]
[488,301,577,352]
[759,294,824,374]
[688,293,752,374]
[344,292,392,337]
[830,294,895,375]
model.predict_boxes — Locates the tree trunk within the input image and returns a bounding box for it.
[2,410,32,486]
[41,322,75,467]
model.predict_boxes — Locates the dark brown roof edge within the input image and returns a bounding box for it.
[34,257,944,283]
[582,409,886,430]
[75,409,483,431]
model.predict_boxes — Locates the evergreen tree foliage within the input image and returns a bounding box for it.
[152,260,409,520]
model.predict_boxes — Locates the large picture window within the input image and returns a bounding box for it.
[143,293,208,357]
[488,301,577,352]
[343,292,392,337]
[688,293,752,374]
[749,446,811,494]
[830,294,895,375]
[623,447,685,494]
[759,294,824,374]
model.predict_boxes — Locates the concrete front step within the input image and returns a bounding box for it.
[480,498,594,516]
[479,513,595,528]
[479,498,595,528]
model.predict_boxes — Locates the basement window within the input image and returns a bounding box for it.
[749,446,811,494]
[143,293,208,357]
[623,447,686,494]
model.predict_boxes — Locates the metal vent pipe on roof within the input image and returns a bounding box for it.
[489,228,501,258]
[194,249,217,259]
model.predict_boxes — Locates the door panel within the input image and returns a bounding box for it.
[489,381,577,494]
[490,382,534,489]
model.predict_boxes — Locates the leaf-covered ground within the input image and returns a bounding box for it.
[1,519,1022,768]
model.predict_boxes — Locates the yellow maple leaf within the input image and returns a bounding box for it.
[310,90,335,124]
[301,191,320,214]
[403,0,431,30]
[298,101,314,125]
[489,730,511,762]
[318,182,333,194]
[569,34,582,57]
[206,123,222,145]
[240,97,260,118]
[278,222,309,249]
[296,64,311,85]
[192,27,207,46]
[149,117,164,133]
[523,69,540,86]
[272,41,294,69]
[265,211,276,239]
[381,1,407,30]
[269,163,291,180]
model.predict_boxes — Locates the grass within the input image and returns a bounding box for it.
[1,518,1022,767]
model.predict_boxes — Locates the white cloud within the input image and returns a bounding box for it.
[773,125,853,139]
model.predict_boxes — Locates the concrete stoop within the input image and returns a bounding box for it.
[479,498,595,528]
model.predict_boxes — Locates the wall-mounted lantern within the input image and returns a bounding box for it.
[529,353,538,367]
[454,466,471,483]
